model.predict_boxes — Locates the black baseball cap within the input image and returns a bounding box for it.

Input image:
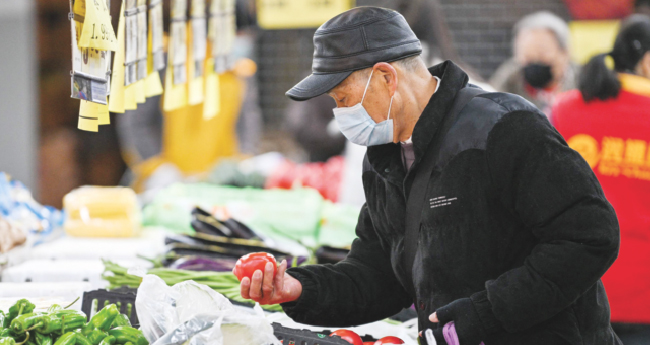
[286,7,422,101]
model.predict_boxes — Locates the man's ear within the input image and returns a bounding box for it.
[372,62,398,97]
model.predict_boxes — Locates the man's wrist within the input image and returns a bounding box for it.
[280,273,303,304]
[280,268,317,314]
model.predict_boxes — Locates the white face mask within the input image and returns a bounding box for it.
[333,70,395,146]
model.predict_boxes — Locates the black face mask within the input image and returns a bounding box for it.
[523,63,553,89]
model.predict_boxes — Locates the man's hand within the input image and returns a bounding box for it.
[428,298,486,345]
[237,259,303,305]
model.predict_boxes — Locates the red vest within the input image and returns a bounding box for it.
[552,74,650,323]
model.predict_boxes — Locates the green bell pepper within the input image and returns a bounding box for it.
[97,337,114,345]
[106,328,147,345]
[33,311,86,335]
[53,333,76,345]
[0,330,31,345]
[108,315,130,330]
[34,333,52,345]
[84,330,108,345]
[5,300,35,329]
[82,306,118,335]
[11,313,46,333]
[73,332,92,345]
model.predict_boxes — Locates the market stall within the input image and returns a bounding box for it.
[0,166,417,345]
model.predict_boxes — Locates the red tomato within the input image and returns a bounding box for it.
[330,330,363,345]
[233,252,278,282]
[363,342,375,345]
[374,336,405,344]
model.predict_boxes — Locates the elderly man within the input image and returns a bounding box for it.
[490,11,577,116]
[238,7,621,345]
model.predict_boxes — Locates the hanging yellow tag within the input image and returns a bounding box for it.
[163,63,188,111]
[188,73,204,105]
[124,82,138,110]
[78,116,99,132]
[78,100,99,132]
[78,0,118,51]
[79,99,93,115]
[144,70,164,97]
[108,1,127,113]
[163,21,188,111]
[80,100,110,125]
[97,103,110,125]
[203,58,220,120]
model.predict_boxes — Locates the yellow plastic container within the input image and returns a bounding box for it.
[63,186,141,237]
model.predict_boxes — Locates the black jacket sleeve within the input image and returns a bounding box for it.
[280,204,412,326]
[475,110,620,333]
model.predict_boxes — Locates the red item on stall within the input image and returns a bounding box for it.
[265,156,344,202]
[552,75,650,324]
[233,252,278,282]
[330,330,363,345]
[374,336,405,344]
[265,160,298,190]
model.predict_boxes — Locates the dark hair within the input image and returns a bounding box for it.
[636,0,650,9]
[579,14,650,101]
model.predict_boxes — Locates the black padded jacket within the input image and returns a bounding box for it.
[281,61,621,345]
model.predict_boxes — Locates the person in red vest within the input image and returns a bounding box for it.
[553,14,650,345]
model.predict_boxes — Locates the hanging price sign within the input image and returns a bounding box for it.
[149,0,165,71]
[209,0,235,73]
[78,0,118,51]
[191,0,207,78]
[124,0,138,85]
[70,0,112,105]
[208,0,220,68]
[136,0,148,80]
[170,0,189,84]
[257,0,354,30]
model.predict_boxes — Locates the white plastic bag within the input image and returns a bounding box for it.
[135,274,281,345]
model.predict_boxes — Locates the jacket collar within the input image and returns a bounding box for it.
[619,73,650,97]
[366,60,469,185]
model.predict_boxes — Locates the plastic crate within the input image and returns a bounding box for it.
[271,323,352,345]
[2,260,111,290]
[28,230,166,261]
[81,288,139,328]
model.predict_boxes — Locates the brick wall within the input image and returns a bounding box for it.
[439,0,571,79]
[256,0,573,128]
[257,28,316,130]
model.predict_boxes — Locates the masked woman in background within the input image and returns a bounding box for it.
[490,11,578,117]
[552,14,650,345]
